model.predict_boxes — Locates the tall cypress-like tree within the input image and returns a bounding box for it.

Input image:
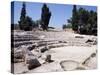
[41,4,51,30]
[19,2,26,30]
[18,2,33,31]
[72,5,79,31]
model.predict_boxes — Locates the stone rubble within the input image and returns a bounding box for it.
[12,30,97,74]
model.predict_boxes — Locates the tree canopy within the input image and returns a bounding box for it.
[68,5,97,35]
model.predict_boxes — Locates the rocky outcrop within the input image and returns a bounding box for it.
[13,49,25,63]
[45,55,53,63]
[27,44,37,51]
[41,46,49,53]
[27,58,41,70]
[60,60,79,71]
[12,31,97,73]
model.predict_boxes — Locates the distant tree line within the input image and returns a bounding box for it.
[17,2,51,31]
[62,24,72,30]
[68,5,97,35]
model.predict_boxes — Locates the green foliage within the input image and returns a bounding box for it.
[72,5,79,31]
[62,24,67,29]
[66,24,72,28]
[41,4,51,31]
[19,2,26,30]
[23,16,33,31]
[62,24,72,30]
[68,5,97,35]
[19,2,33,31]
[32,20,41,28]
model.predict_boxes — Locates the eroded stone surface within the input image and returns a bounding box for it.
[12,30,97,74]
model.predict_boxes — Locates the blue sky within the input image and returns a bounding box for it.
[12,1,97,28]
